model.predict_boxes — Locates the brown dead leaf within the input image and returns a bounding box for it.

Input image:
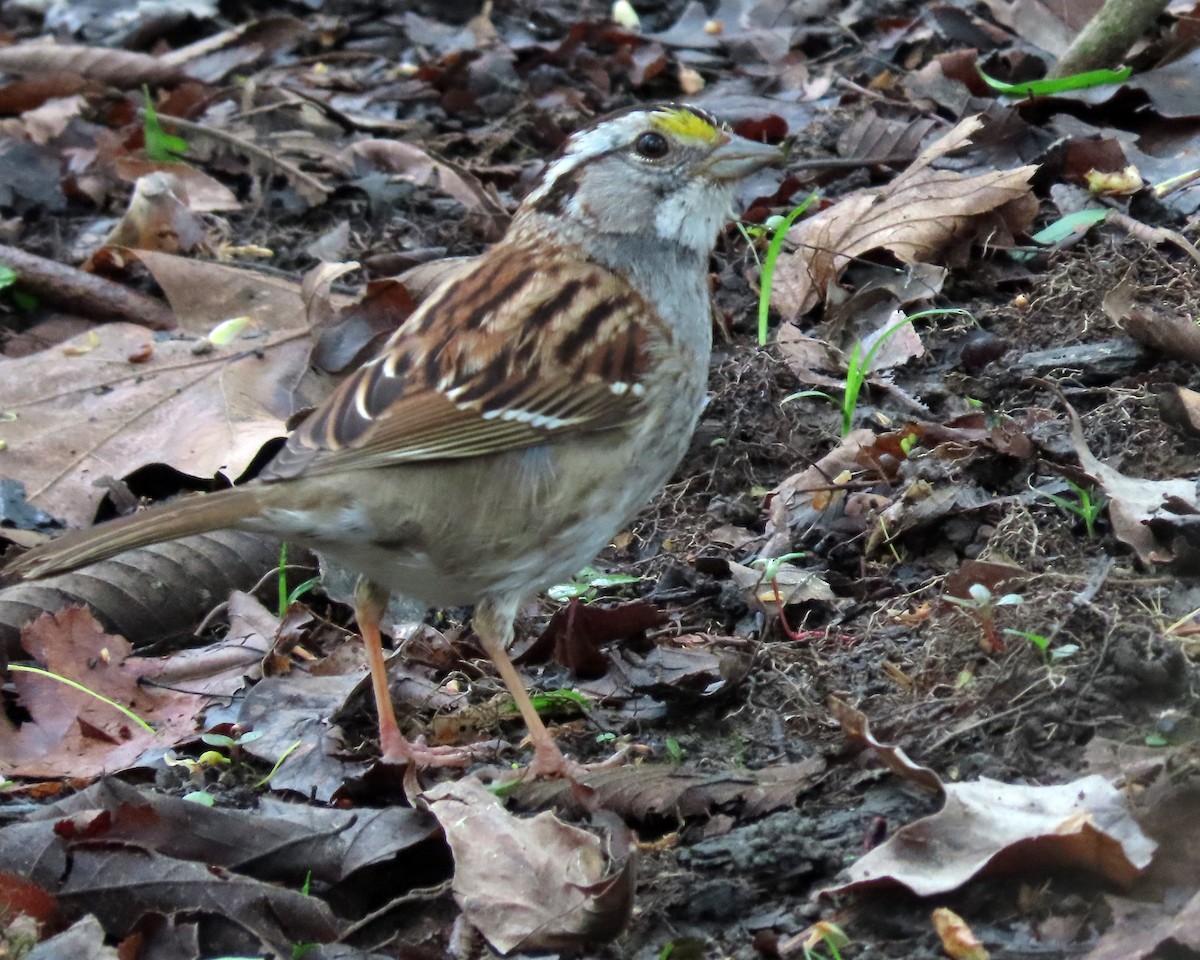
[1065,400,1197,564]
[728,560,834,611]
[775,321,845,388]
[0,256,336,524]
[980,0,1101,55]
[830,774,1156,897]
[340,139,505,218]
[236,672,368,802]
[24,914,115,960]
[519,600,668,679]
[1156,385,1200,439]
[508,760,825,819]
[942,559,1028,602]
[1085,891,1200,959]
[0,43,187,88]
[0,608,203,778]
[830,698,943,795]
[0,322,305,524]
[425,777,636,954]
[0,530,294,662]
[773,115,1037,317]
[113,159,241,212]
[312,277,418,375]
[18,93,86,145]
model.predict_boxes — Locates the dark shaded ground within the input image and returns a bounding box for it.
[2,0,1200,958]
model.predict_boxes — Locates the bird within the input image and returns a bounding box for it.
[5,103,781,776]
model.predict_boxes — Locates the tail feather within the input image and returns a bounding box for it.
[5,486,266,580]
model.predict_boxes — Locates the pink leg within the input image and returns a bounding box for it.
[355,578,470,768]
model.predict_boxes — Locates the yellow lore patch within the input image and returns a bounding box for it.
[650,107,721,143]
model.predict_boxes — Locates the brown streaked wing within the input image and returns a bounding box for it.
[261,243,663,482]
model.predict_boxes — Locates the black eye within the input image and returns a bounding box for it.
[634,131,670,160]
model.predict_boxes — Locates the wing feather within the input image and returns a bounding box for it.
[263,240,664,481]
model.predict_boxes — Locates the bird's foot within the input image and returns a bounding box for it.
[379,730,474,768]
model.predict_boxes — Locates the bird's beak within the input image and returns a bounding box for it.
[703,133,783,182]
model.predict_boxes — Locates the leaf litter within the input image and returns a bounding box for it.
[2,0,1200,957]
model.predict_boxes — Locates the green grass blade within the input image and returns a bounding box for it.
[757,193,818,346]
[9,664,156,734]
[977,65,1131,97]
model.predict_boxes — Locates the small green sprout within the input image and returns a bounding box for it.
[751,551,809,639]
[800,920,850,960]
[665,737,684,764]
[1036,479,1106,537]
[523,689,588,718]
[182,790,216,806]
[0,263,37,310]
[1003,629,1080,666]
[547,565,640,603]
[784,308,972,437]
[253,738,304,789]
[201,727,264,765]
[656,938,706,960]
[755,192,819,345]
[945,582,1023,653]
[1005,628,1049,657]
[277,543,321,617]
[164,750,227,780]
[141,86,189,162]
[977,64,1132,98]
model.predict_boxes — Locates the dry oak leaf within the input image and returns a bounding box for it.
[426,777,635,955]
[0,255,326,525]
[772,115,1037,318]
[830,774,1156,897]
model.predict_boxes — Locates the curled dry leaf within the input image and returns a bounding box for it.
[340,139,505,218]
[0,43,187,88]
[1065,399,1198,564]
[99,173,209,257]
[507,759,826,820]
[772,115,1038,318]
[1084,891,1200,960]
[728,560,834,611]
[830,698,943,795]
[425,777,636,955]
[113,158,241,212]
[518,600,668,679]
[830,774,1156,897]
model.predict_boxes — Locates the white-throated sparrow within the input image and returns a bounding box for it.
[7,104,781,776]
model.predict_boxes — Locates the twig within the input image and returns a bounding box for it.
[1068,556,1115,611]
[1105,210,1200,268]
[0,243,176,330]
[142,109,332,200]
[1049,0,1170,78]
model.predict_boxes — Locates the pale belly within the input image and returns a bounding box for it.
[254,413,697,608]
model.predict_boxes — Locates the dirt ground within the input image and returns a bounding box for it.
[2,0,1200,958]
